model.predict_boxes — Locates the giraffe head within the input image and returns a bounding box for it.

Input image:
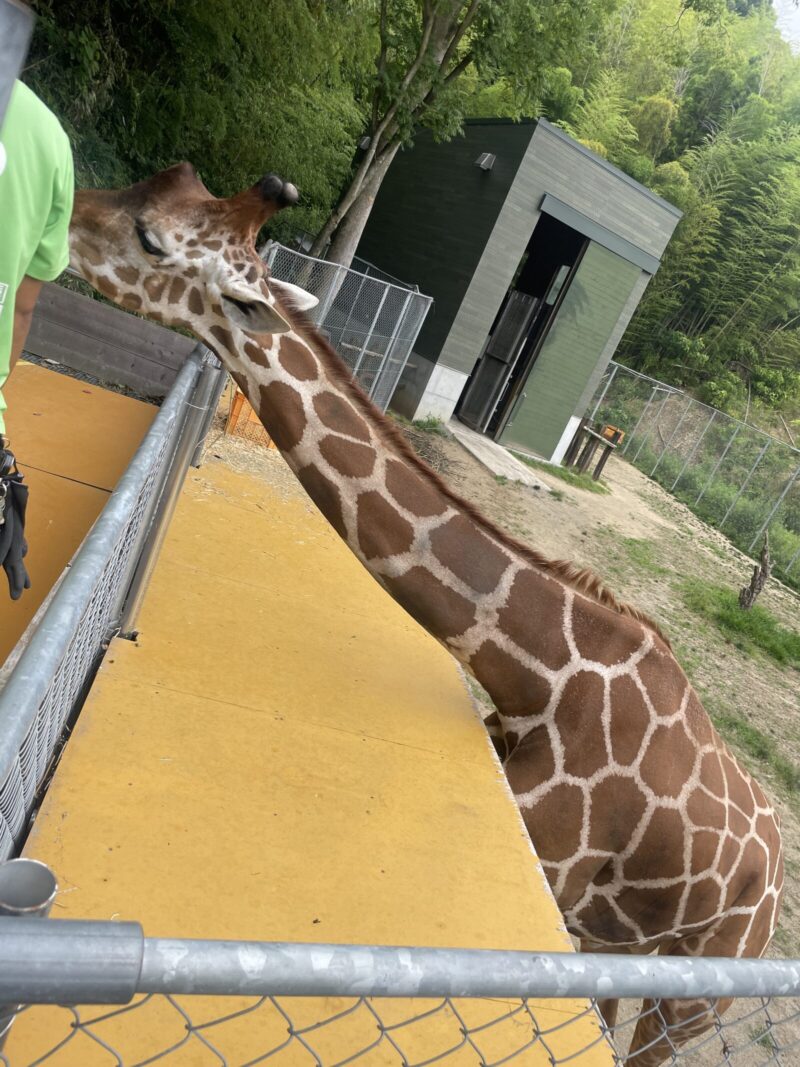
[69,162,318,351]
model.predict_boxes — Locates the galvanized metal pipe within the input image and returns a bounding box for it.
[119,353,221,634]
[588,363,619,424]
[3,923,800,1004]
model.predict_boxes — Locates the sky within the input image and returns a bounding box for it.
[774,0,800,47]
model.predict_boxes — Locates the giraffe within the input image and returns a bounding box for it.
[69,163,783,1065]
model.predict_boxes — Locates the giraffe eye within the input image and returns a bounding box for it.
[135,224,165,257]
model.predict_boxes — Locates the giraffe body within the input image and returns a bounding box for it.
[69,164,783,1065]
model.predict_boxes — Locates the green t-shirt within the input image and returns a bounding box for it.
[0,81,74,431]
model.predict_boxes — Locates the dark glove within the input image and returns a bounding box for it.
[0,470,31,601]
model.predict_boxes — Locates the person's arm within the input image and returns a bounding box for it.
[9,275,42,372]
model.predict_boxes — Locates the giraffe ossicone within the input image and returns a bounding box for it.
[69,164,783,1066]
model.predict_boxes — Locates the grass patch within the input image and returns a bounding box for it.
[749,1025,778,1053]
[710,708,800,796]
[620,537,669,576]
[411,415,449,437]
[510,453,610,494]
[682,581,800,668]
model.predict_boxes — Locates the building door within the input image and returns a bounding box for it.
[498,242,642,460]
[457,290,539,432]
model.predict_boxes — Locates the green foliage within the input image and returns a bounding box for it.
[411,416,450,436]
[26,0,373,238]
[710,707,800,794]
[682,580,800,666]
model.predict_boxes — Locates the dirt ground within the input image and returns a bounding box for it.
[208,411,800,1061]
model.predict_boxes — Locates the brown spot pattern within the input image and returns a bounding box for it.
[168,277,186,304]
[117,266,140,285]
[623,808,686,881]
[243,341,269,369]
[313,392,371,442]
[588,776,647,851]
[504,725,555,794]
[639,721,697,798]
[526,783,584,862]
[278,339,318,381]
[498,571,570,668]
[296,464,347,540]
[556,672,609,777]
[470,641,551,717]
[188,287,204,315]
[319,436,375,479]
[385,567,476,640]
[385,459,446,517]
[257,381,306,452]
[430,515,509,594]
[609,675,650,765]
[571,605,645,666]
[356,491,414,559]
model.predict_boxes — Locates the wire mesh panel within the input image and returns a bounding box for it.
[0,350,218,860]
[590,363,800,587]
[263,243,432,412]
[8,992,800,1065]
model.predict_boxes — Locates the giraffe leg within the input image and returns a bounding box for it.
[625,902,776,1067]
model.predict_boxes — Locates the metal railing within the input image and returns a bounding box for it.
[1,879,800,1065]
[0,346,226,861]
[264,243,433,412]
[589,362,800,583]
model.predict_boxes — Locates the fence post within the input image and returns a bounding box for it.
[315,263,345,328]
[589,363,619,423]
[0,859,58,1049]
[622,385,659,456]
[650,394,694,477]
[632,390,672,464]
[353,286,390,382]
[784,543,800,577]
[671,410,717,492]
[695,424,740,506]
[372,288,414,406]
[719,439,771,532]
[118,354,222,635]
[747,462,800,554]
[191,358,228,468]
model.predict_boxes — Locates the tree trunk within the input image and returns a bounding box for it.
[738,532,771,610]
[324,144,401,267]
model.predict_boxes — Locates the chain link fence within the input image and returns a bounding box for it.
[3,905,800,1065]
[0,347,226,862]
[264,243,432,412]
[589,363,800,586]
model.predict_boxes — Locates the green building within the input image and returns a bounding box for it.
[357,118,681,463]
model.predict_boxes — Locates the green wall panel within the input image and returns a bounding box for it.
[499,243,640,459]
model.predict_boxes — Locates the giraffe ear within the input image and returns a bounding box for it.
[269,279,319,312]
[220,292,293,335]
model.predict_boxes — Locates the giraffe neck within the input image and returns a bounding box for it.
[208,312,669,730]
[210,315,539,655]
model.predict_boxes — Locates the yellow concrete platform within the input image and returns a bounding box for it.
[9,451,611,1065]
[0,363,155,664]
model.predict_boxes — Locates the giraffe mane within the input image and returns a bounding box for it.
[274,296,670,648]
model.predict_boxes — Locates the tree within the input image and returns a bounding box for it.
[311,0,617,266]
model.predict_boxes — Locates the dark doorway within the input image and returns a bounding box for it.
[456,213,587,435]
